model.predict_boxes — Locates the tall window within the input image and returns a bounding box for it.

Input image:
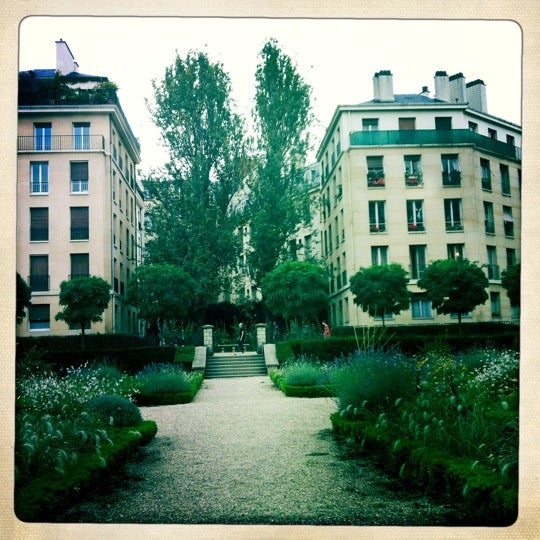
[490,291,501,316]
[447,244,464,260]
[73,122,90,150]
[486,245,500,279]
[30,207,49,241]
[500,164,511,196]
[444,199,463,231]
[70,253,89,279]
[399,118,416,130]
[506,248,516,267]
[29,255,49,291]
[30,162,49,193]
[481,158,492,191]
[362,118,379,131]
[407,200,424,231]
[484,202,495,234]
[367,156,385,186]
[369,201,386,232]
[70,161,88,193]
[488,128,498,140]
[411,293,432,319]
[34,122,52,151]
[70,207,89,240]
[409,245,426,280]
[435,117,452,130]
[441,154,461,186]
[503,206,514,237]
[371,246,388,265]
[28,304,50,330]
[404,155,422,186]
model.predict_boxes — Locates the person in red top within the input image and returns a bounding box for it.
[322,321,331,338]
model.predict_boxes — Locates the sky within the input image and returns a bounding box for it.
[18,17,522,174]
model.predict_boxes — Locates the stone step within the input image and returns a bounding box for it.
[205,353,267,379]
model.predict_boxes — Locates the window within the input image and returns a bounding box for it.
[435,117,452,130]
[73,122,90,150]
[371,246,388,265]
[503,206,514,237]
[444,199,463,231]
[506,248,516,267]
[362,118,379,131]
[70,253,89,279]
[369,201,386,232]
[488,128,497,140]
[487,246,500,279]
[29,255,49,291]
[404,155,422,186]
[409,244,426,279]
[441,154,461,186]
[399,118,416,130]
[30,162,49,193]
[500,164,511,196]
[480,159,492,191]
[506,134,515,147]
[28,304,50,330]
[490,291,501,316]
[34,123,52,150]
[71,161,88,193]
[367,156,385,186]
[484,202,495,234]
[468,121,478,133]
[411,293,432,319]
[447,244,464,260]
[30,207,48,241]
[407,200,424,231]
[70,207,89,240]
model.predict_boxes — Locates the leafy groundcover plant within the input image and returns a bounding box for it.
[330,346,518,525]
[15,359,157,522]
[134,363,204,405]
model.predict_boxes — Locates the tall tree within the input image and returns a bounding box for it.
[418,258,489,327]
[349,264,410,327]
[246,39,313,285]
[144,50,247,311]
[16,272,32,325]
[261,260,328,326]
[501,263,520,308]
[55,276,111,349]
[126,263,195,340]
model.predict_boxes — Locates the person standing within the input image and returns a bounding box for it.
[322,321,331,339]
[272,321,281,343]
[238,322,246,353]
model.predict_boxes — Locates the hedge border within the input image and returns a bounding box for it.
[15,420,158,522]
[133,374,204,406]
[330,413,517,526]
[269,370,337,398]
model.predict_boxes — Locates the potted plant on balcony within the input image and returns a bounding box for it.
[367,170,385,186]
[405,173,420,186]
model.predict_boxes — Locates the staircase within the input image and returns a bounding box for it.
[204,352,267,379]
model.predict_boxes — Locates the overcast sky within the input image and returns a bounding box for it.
[18,17,522,173]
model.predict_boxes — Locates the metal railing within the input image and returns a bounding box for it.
[18,135,105,152]
[350,129,521,162]
[28,274,49,291]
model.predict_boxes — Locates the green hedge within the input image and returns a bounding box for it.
[330,413,517,526]
[15,420,158,522]
[269,370,337,398]
[134,374,203,406]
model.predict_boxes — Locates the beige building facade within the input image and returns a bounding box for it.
[317,70,521,328]
[17,40,144,337]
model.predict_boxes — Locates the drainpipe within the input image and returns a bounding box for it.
[109,117,115,333]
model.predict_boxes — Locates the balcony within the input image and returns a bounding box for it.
[405,173,422,187]
[367,170,385,187]
[350,129,521,162]
[442,170,461,187]
[28,274,49,291]
[446,221,464,232]
[18,135,105,152]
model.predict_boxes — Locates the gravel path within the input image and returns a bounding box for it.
[59,376,455,526]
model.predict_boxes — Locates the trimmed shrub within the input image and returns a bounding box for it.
[84,395,142,427]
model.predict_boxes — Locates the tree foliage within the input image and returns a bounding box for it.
[349,264,410,326]
[126,263,195,333]
[418,258,489,325]
[246,39,314,284]
[16,272,32,325]
[501,263,520,308]
[144,50,247,309]
[55,276,111,346]
[261,260,328,324]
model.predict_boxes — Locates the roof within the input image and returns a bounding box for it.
[361,94,446,105]
[19,69,108,83]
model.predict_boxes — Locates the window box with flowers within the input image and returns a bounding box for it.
[405,173,422,187]
[370,224,385,233]
[446,222,463,232]
[367,170,385,187]
[408,222,424,232]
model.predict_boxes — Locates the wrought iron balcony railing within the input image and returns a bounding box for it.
[18,135,105,152]
[28,274,49,291]
[350,129,521,162]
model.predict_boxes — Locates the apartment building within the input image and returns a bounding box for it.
[317,70,521,327]
[17,40,144,336]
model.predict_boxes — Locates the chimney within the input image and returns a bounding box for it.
[449,72,466,103]
[420,86,430,97]
[466,79,488,113]
[373,70,394,102]
[56,39,79,75]
[434,71,450,102]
